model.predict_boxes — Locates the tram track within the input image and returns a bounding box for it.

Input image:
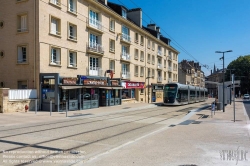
[0,105,199,140]
[14,109,190,166]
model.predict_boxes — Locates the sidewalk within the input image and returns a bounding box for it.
[82,98,250,166]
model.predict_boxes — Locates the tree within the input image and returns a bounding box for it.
[226,55,250,95]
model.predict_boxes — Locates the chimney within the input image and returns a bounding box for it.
[156,27,160,33]
[147,24,156,31]
[98,0,107,5]
[127,8,142,28]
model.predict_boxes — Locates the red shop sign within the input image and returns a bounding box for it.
[125,81,144,89]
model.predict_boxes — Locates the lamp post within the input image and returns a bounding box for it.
[146,76,152,103]
[215,50,233,112]
[227,69,235,105]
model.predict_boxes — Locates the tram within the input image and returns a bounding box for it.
[163,83,208,105]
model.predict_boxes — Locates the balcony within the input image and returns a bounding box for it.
[168,78,172,83]
[121,72,130,80]
[121,52,130,62]
[86,18,103,33]
[157,76,162,83]
[157,63,163,69]
[120,33,131,44]
[87,67,103,76]
[157,50,162,56]
[86,42,104,55]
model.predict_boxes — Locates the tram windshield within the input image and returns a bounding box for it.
[164,84,177,98]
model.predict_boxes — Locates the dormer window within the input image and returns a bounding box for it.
[122,9,127,19]
[157,33,160,39]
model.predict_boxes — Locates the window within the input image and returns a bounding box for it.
[140,36,144,46]
[140,66,144,77]
[110,19,115,32]
[152,42,155,51]
[164,48,166,56]
[152,69,155,78]
[147,54,150,64]
[152,55,155,65]
[50,47,61,65]
[50,0,61,6]
[147,68,151,77]
[135,33,139,43]
[68,51,77,67]
[18,80,27,89]
[110,60,115,71]
[122,89,135,99]
[140,51,144,62]
[109,39,115,52]
[158,46,162,55]
[134,49,138,60]
[17,14,28,32]
[89,57,101,76]
[17,45,27,63]
[50,16,61,36]
[140,89,144,94]
[134,65,138,76]
[121,25,130,42]
[89,10,101,30]
[147,39,151,48]
[121,63,130,79]
[68,23,77,41]
[122,8,127,18]
[68,0,77,14]
[164,72,166,80]
[164,60,166,68]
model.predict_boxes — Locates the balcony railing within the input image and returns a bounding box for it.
[168,67,172,71]
[87,67,103,76]
[168,55,172,60]
[157,63,163,69]
[121,33,131,43]
[17,28,28,32]
[157,77,162,83]
[87,18,103,32]
[121,52,130,61]
[87,42,104,54]
[121,72,130,79]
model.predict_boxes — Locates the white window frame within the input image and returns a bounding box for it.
[68,23,77,41]
[50,16,61,36]
[140,36,144,46]
[134,65,138,77]
[147,54,151,64]
[109,18,115,32]
[68,51,77,67]
[50,47,61,65]
[152,69,155,78]
[17,45,27,63]
[109,39,115,52]
[68,0,77,14]
[140,66,144,77]
[122,8,127,18]
[140,51,144,62]
[152,55,155,65]
[17,14,28,32]
[50,0,61,7]
[134,49,139,60]
[147,39,151,48]
[110,60,115,71]
[17,80,28,89]
[147,68,151,77]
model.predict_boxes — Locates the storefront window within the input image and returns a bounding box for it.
[122,89,135,99]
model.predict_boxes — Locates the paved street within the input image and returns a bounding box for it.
[0,98,249,166]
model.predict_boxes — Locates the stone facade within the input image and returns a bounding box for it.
[0,0,179,104]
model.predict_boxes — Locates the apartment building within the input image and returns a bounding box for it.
[0,0,179,111]
[178,60,205,87]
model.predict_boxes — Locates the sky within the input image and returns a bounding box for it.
[108,0,250,76]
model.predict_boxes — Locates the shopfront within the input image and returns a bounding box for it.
[122,81,145,103]
[151,84,164,102]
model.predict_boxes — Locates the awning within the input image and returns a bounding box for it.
[99,86,123,89]
[60,86,83,89]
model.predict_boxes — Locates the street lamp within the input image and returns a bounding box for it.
[146,76,152,103]
[215,50,233,112]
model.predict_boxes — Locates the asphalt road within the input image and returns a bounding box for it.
[243,99,250,119]
[0,102,210,166]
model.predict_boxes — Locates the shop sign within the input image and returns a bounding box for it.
[111,81,119,86]
[125,81,144,89]
[63,78,77,85]
[84,80,107,85]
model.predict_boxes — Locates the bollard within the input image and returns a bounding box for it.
[66,102,68,117]
[50,100,52,116]
[211,103,215,118]
[35,99,37,114]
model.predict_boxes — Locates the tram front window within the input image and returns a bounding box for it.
[164,84,177,103]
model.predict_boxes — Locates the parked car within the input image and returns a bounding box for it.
[243,94,249,99]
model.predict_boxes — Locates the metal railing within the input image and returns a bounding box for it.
[121,72,130,79]
[121,33,131,43]
[87,42,104,54]
[121,52,130,61]
[88,18,103,31]
[87,67,103,76]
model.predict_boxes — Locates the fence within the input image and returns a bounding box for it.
[9,89,37,100]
